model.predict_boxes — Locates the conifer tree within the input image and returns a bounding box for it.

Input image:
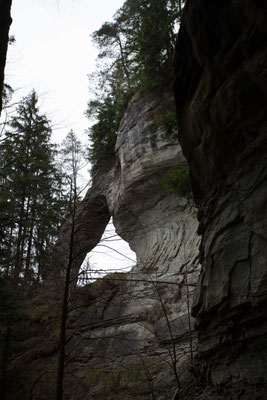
[87,0,185,171]
[56,130,85,400]
[0,90,66,282]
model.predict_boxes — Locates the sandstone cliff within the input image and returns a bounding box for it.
[55,91,200,399]
[7,91,200,400]
[174,0,267,398]
[67,92,200,399]
[4,1,267,399]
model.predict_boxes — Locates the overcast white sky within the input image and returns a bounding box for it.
[5,0,136,273]
[6,0,125,143]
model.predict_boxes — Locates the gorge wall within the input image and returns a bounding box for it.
[56,91,200,400]
[174,0,267,398]
[10,92,200,400]
[6,1,267,398]
[50,91,200,286]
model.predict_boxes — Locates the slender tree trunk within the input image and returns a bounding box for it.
[0,325,11,400]
[56,264,71,400]
[5,225,14,277]
[16,196,30,279]
[36,237,44,282]
[178,0,182,14]
[117,35,131,90]
[153,282,181,390]
[182,224,194,365]
[14,223,23,280]
[14,189,26,279]
[56,193,76,400]
[0,0,12,115]
[138,351,156,400]
[184,255,193,365]
[25,224,34,280]
[25,204,36,280]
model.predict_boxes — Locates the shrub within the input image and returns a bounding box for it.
[157,111,178,142]
[160,167,191,198]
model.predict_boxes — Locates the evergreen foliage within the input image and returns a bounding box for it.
[156,111,178,142]
[56,130,86,400]
[160,167,191,198]
[87,0,185,171]
[0,91,67,282]
[59,129,86,208]
[87,91,133,172]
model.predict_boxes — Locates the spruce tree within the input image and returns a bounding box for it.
[0,90,65,282]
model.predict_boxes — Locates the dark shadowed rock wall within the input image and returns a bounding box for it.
[174,0,267,398]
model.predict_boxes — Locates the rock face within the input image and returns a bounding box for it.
[174,0,267,398]
[107,92,199,278]
[42,91,200,399]
[68,92,200,399]
[51,91,200,285]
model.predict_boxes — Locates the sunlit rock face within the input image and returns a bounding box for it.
[174,0,267,398]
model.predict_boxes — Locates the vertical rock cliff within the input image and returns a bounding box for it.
[66,92,200,399]
[50,91,200,288]
[174,0,267,398]
[18,91,200,400]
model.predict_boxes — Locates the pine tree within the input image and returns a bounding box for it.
[87,0,185,171]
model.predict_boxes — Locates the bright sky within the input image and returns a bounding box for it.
[5,0,136,273]
[6,0,125,143]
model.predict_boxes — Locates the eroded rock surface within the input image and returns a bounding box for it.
[45,91,200,399]
[108,92,199,279]
[174,0,267,398]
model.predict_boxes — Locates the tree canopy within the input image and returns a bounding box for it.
[87,0,185,172]
[0,91,67,282]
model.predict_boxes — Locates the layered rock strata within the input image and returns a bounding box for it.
[47,91,200,399]
[51,91,200,284]
[174,0,267,398]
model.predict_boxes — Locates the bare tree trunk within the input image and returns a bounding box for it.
[15,195,30,280]
[184,261,193,365]
[0,0,13,115]
[14,190,26,280]
[117,34,131,90]
[25,204,36,281]
[138,351,156,400]
[153,282,181,390]
[56,193,76,400]
[0,326,11,400]
[178,0,182,14]
[25,224,34,280]
[5,225,14,276]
